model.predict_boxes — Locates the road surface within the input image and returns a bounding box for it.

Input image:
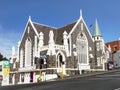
[1,70,120,90]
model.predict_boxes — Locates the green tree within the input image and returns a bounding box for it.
[0,53,8,61]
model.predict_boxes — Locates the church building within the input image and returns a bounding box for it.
[9,10,111,85]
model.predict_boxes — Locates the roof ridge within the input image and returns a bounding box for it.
[33,22,57,29]
[106,40,120,43]
[57,21,77,29]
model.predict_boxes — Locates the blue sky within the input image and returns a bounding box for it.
[0,0,120,58]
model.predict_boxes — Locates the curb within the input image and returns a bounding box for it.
[50,69,120,82]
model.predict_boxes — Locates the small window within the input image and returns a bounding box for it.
[68,39,69,44]
[97,37,99,40]
[80,33,83,37]
[114,47,117,51]
[28,26,30,34]
[28,38,31,41]
[81,23,83,30]
[61,39,63,44]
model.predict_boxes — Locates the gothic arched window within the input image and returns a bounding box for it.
[76,32,88,64]
[20,49,23,68]
[25,37,32,67]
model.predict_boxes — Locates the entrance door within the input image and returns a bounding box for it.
[57,53,66,75]
[57,54,64,68]
[30,72,33,82]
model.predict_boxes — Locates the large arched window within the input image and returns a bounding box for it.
[20,49,23,68]
[76,32,88,64]
[25,37,32,67]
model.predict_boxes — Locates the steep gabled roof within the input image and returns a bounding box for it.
[56,22,76,44]
[33,22,56,33]
[32,21,76,45]
[33,22,56,45]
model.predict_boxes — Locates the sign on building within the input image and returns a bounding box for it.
[2,60,10,86]
[2,60,10,75]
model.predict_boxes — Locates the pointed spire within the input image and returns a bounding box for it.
[80,9,83,19]
[93,19,101,36]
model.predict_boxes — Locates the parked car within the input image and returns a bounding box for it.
[107,61,114,70]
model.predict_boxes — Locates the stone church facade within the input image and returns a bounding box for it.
[9,11,111,85]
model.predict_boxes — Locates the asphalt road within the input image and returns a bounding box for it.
[1,70,120,90]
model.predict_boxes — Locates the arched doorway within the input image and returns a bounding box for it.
[56,51,66,74]
[57,54,64,67]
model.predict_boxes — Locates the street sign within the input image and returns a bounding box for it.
[40,55,47,59]
[3,61,10,68]
[2,60,10,75]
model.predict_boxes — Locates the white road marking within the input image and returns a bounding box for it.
[115,88,120,90]
[96,74,120,77]
[87,78,120,80]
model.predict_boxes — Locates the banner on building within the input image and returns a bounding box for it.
[3,61,10,68]
[3,68,10,75]
[2,60,10,75]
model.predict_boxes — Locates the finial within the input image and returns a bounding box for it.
[29,16,31,21]
[63,31,68,35]
[80,9,82,18]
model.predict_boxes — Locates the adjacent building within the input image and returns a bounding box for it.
[106,39,120,68]
[9,10,111,85]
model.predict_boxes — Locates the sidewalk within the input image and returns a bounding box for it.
[49,69,120,82]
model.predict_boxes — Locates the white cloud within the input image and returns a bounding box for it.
[0,25,22,58]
